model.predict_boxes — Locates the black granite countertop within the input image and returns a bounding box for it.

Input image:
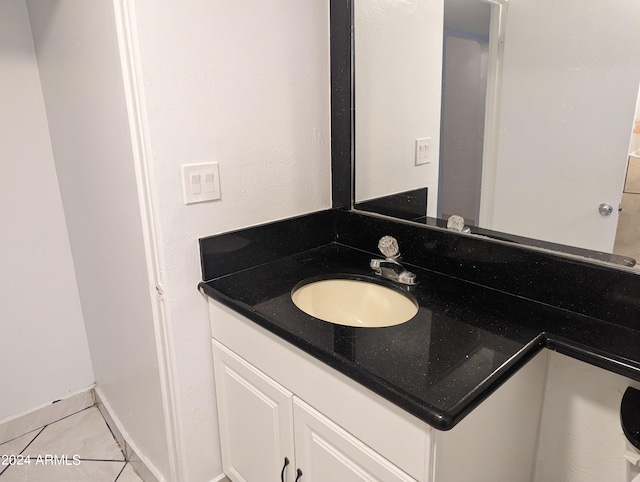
[200,240,640,430]
[199,209,640,431]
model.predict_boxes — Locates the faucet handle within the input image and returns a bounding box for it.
[398,270,417,285]
[447,215,471,233]
[378,236,400,258]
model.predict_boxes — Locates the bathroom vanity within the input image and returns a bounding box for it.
[207,297,545,482]
[199,209,640,482]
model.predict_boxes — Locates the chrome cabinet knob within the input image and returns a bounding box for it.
[599,203,614,216]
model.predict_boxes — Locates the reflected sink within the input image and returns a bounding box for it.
[291,278,418,327]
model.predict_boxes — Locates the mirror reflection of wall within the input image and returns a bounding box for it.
[439,0,492,226]
[354,0,640,260]
[354,0,443,216]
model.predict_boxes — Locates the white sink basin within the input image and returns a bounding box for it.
[291,278,418,327]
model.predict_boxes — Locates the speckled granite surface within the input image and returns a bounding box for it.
[199,209,640,430]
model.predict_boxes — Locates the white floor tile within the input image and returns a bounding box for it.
[0,403,153,481]
[0,429,42,459]
[0,459,125,482]
[22,407,124,462]
[116,463,143,482]
[625,156,640,193]
[614,192,640,260]
[0,391,94,445]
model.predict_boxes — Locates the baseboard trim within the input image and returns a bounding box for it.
[95,387,164,482]
[212,474,231,482]
[0,386,95,445]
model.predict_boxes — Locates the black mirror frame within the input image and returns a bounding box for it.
[330,0,353,209]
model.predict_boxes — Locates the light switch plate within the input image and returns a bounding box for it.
[415,138,431,165]
[182,163,221,204]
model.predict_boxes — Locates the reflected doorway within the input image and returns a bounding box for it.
[439,32,489,225]
[438,0,501,226]
[613,88,640,263]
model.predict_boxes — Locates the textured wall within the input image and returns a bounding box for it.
[129,1,332,479]
[534,352,640,482]
[27,0,171,478]
[0,0,94,422]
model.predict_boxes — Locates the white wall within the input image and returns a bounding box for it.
[128,1,332,480]
[491,0,640,252]
[435,350,547,482]
[534,352,640,482]
[440,35,488,224]
[354,0,442,216]
[26,0,171,478]
[0,0,94,422]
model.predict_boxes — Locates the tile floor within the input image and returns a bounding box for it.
[0,406,141,481]
[614,156,640,262]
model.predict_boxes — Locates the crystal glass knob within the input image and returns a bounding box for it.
[447,215,466,232]
[378,236,399,258]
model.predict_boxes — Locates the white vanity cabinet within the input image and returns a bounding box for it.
[208,298,547,482]
[212,340,295,482]
[213,340,416,481]
[291,399,418,482]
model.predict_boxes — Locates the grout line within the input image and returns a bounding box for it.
[2,404,97,446]
[0,403,130,479]
[18,426,47,456]
[48,404,96,425]
[78,458,127,463]
[0,426,45,477]
[0,425,42,448]
[99,408,128,461]
[114,462,127,481]
[0,391,95,445]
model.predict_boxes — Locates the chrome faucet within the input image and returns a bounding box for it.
[370,236,417,285]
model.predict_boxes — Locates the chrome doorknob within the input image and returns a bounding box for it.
[599,203,614,216]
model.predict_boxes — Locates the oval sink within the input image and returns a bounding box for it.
[291,278,418,328]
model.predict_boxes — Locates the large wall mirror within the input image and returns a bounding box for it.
[348,0,640,269]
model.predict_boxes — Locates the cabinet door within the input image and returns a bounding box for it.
[212,340,295,482]
[293,398,417,482]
